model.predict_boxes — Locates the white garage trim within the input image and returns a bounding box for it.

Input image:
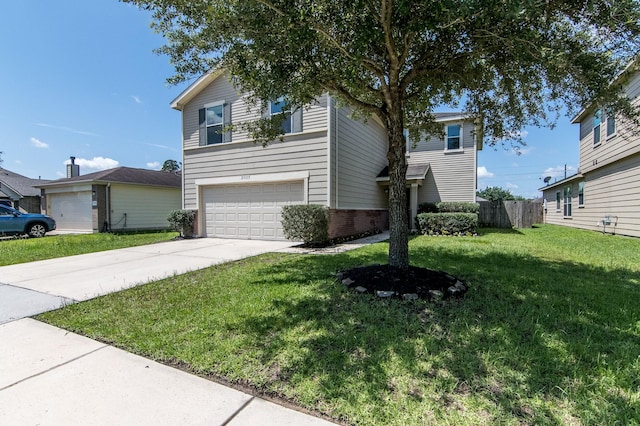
[195,171,309,186]
[196,172,309,240]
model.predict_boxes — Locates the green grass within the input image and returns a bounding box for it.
[0,231,179,266]
[38,225,640,425]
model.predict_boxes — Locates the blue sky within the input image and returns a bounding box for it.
[1,1,580,198]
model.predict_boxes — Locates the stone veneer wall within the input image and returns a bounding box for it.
[328,209,389,239]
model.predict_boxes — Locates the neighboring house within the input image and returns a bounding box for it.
[0,168,49,213]
[171,70,481,240]
[37,167,181,233]
[540,63,640,237]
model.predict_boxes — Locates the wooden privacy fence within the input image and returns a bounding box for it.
[478,200,544,229]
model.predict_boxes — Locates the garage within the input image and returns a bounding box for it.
[48,191,93,232]
[201,181,305,240]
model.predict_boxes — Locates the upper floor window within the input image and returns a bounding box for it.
[593,109,601,145]
[445,124,462,151]
[199,101,231,146]
[270,98,292,134]
[606,108,616,137]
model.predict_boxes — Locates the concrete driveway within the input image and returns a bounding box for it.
[0,237,294,324]
[0,237,339,425]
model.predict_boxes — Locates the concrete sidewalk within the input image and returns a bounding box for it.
[0,319,333,425]
[0,237,338,425]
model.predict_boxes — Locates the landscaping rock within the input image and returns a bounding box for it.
[403,293,419,301]
[376,290,396,298]
[429,290,444,300]
[341,277,355,286]
[355,286,368,293]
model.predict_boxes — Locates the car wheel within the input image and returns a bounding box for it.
[27,223,47,238]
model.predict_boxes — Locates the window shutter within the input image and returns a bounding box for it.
[291,107,303,133]
[223,103,232,143]
[198,108,207,146]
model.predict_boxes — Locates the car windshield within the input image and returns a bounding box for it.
[0,206,20,216]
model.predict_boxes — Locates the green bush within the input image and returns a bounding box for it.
[167,209,196,237]
[417,202,438,214]
[416,212,478,235]
[435,201,480,213]
[281,204,329,244]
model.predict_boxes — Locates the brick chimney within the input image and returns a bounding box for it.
[66,156,80,178]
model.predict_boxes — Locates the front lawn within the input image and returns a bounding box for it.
[38,225,640,425]
[0,231,179,266]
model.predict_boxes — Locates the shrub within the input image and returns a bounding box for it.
[281,204,329,244]
[417,202,438,214]
[416,212,478,235]
[167,209,196,237]
[436,201,480,214]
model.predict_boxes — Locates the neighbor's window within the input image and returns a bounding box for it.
[270,98,292,134]
[555,191,561,210]
[606,108,616,137]
[593,109,601,145]
[563,185,572,217]
[578,181,585,206]
[445,124,462,150]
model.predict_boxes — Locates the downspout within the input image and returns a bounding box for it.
[106,182,111,231]
[326,94,332,208]
[335,102,340,209]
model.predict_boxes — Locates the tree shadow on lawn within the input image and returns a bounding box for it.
[236,247,640,424]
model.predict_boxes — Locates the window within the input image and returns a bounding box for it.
[578,181,584,206]
[606,108,616,137]
[270,98,292,134]
[563,185,572,217]
[199,101,231,146]
[206,104,224,144]
[555,191,561,211]
[593,109,601,145]
[445,124,462,150]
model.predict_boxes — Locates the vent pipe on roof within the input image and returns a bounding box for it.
[67,156,80,178]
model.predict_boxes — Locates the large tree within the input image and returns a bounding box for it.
[126,0,640,269]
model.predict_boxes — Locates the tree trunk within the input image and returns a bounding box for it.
[386,109,409,269]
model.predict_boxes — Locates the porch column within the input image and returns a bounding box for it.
[410,183,419,230]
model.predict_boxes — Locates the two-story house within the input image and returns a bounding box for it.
[541,64,640,237]
[172,70,481,240]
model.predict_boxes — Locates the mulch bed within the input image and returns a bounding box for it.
[338,264,468,300]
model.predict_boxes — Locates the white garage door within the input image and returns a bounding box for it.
[202,181,304,240]
[49,192,93,232]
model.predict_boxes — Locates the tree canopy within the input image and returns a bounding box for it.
[126,0,640,268]
[161,159,181,172]
[477,186,526,202]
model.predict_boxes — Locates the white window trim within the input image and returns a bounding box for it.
[555,191,561,212]
[444,123,464,153]
[605,110,617,139]
[203,100,226,145]
[578,181,585,208]
[593,109,602,147]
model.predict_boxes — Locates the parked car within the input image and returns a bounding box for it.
[0,205,56,238]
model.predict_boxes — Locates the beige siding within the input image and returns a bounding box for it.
[409,122,477,203]
[109,184,181,231]
[328,97,338,208]
[335,108,388,209]
[543,152,640,237]
[182,73,328,150]
[183,132,328,209]
[579,72,640,174]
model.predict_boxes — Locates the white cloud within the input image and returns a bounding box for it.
[147,161,161,169]
[477,166,494,178]
[14,160,22,165]
[506,182,519,190]
[132,95,143,104]
[64,156,119,171]
[30,137,49,148]
[543,165,577,179]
